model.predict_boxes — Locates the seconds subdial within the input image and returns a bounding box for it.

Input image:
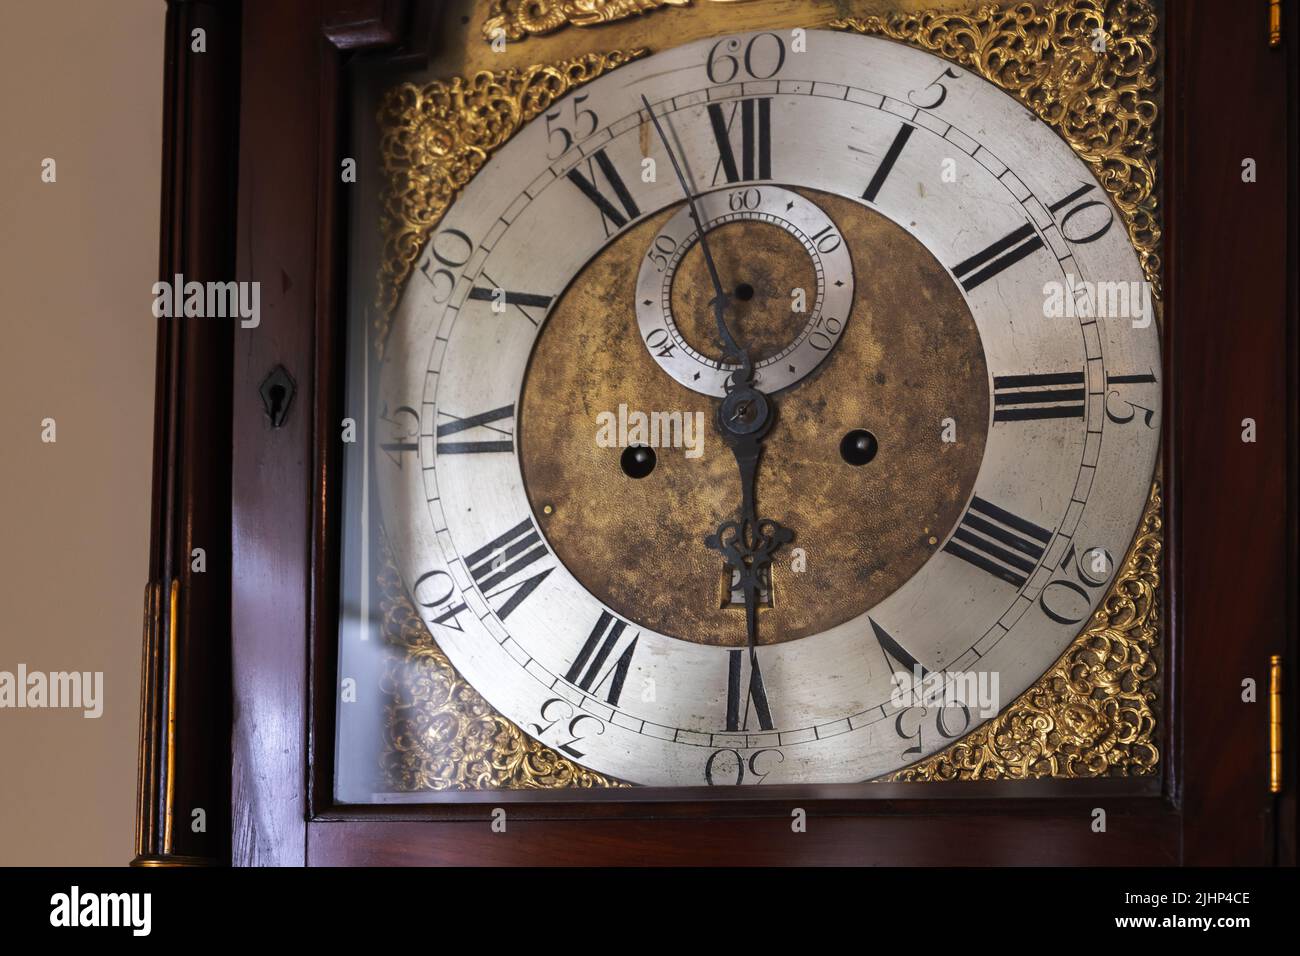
[635,185,855,396]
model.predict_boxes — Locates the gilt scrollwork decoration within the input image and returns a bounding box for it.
[374,48,646,357]
[378,532,629,790]
[890,481,1162,781]
[483,0,691,41]
[832,0,1162,296]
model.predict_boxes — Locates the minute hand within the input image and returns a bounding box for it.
[639,94,744,365]
[640,94,791,722]
[706,421,794,664]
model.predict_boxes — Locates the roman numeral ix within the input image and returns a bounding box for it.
[435,405,514,455]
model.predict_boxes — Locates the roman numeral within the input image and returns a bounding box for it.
[430,519,552,629]
[869,618,929,677]
[943,497,1052,589]
[463,518,552,620]
[436,405,513,455]
[467,277,553,327]
[862,123,914,203]
[1047,181,1095,215]
[726,649,773,732]
[564,610,638,706]
[566,149,641,235]
[707,98,772,184]
[993,370,1086,422]
[951,222,1044,291]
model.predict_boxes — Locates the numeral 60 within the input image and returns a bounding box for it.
[706,33,786,84]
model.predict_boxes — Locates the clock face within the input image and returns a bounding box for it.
[374,28,1160,786]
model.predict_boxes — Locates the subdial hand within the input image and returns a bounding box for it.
[639,94,745,368]
[639,94,792,725]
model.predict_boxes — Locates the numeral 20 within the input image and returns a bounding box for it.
[1038,543,1116,625]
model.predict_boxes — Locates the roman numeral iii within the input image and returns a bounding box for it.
[993,370,1086,422]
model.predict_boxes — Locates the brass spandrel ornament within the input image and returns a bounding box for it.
[379,533,630,790]
[890,482,1161,781]
[362,0,1165,792]
[374,48,646,356]
[484,0,692,41]
[832,0,1162,295]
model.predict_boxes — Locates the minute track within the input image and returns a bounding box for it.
[375,30,1162,786]
[431,80,1110,644]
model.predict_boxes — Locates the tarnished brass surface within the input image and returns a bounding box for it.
[367,0,1165,790]
[669,220,819,365]
[520,189,988,646]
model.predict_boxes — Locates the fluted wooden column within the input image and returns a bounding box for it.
[134,0,239,867]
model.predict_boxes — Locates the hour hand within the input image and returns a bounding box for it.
[706,426,794,647]
[706,513,793,658]
[706,510,794,613]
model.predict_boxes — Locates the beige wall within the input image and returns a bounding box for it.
[0,1,164,865]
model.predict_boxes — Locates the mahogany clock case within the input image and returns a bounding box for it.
[136,0,1298,866]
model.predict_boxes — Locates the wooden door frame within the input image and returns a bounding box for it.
[137,0,1298,866]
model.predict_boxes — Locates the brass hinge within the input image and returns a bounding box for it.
[1270,0,1283,48]
[1270,655,1283,793]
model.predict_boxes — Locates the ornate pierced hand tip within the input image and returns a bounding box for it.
[705,517,794,567]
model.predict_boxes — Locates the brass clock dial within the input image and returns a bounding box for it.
[520,189,989,646]
[373,27,1161,786]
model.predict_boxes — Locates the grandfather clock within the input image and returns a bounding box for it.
[136,0,1297,866]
